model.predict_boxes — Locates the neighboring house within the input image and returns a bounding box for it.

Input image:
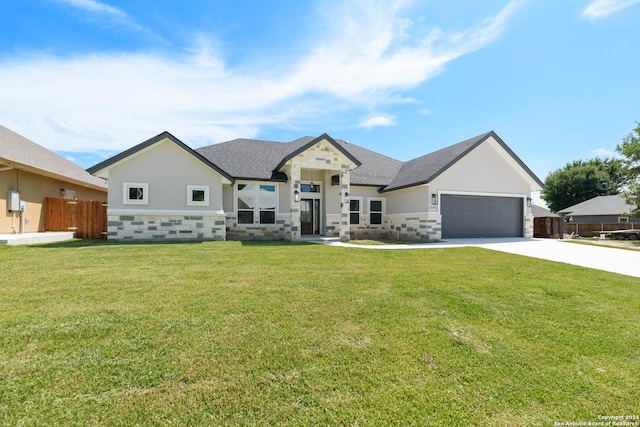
[87,130,544,242]
[1,124,107,234]
[557,195,639,224]
[532,204,559,218]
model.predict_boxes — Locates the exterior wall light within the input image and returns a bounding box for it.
[345,192,349,198]
[431,193,438,205]
[526,197,533,208]
[294,190,300,202]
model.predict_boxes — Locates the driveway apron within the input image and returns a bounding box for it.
[321,238,640,279]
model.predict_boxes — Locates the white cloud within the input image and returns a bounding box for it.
[50,0,142,30]
[0,0,522,155]
[582,0,640,18]
[589,148,616,157]
[360,115,396,129]
[56,0,125,17]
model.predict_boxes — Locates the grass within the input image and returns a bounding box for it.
[1,240,639,426]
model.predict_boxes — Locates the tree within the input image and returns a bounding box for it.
[616,121,640,215]
[541,158,627,213]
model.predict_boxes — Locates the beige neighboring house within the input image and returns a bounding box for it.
[88,130,544,242]
[1,124,107,234]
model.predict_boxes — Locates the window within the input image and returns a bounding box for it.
[300,183,320,193]
[187,185,209,207]
[236,182,278,225]
[619,216,629,223]
[123,182,148,205]
[237,195,254,224]
[350,198,361,225]
[369,199,383,225]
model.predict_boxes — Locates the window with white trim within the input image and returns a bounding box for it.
[236,183,277,225]
[369,198,384,225]
[123,182,148,205]
[349,198,361,225]
[187,185,210,207]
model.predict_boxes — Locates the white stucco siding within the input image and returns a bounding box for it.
[430,140,531,196]
[384,185,429,215]
[278,182,290,214]
[108,139,225,211]
[223,185,234,213]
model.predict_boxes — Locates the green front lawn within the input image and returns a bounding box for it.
[1,241,638,426]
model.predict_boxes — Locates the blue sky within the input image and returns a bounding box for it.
[1,0,640,204]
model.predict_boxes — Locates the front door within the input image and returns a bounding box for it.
[300,198,321,235]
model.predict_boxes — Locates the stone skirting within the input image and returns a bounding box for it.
[107,213,226,241]
[346,214,441,242]
[349,214,392,240]
[325,214,341,238]
[225,214,292,240]
[383,214,441,242]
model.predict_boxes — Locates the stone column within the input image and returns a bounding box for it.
[427,213,442,241]
[289,163,301,241]
[339,164,351,242]
[524,214,534,238]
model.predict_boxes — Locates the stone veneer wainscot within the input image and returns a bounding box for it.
[107,213,226,241]
[225,214,292,240]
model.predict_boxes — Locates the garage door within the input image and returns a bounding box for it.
[441,195,523,238]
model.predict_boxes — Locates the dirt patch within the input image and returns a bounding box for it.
[565,238,640,251]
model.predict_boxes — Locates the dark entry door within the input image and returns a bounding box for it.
[301,198,320,235]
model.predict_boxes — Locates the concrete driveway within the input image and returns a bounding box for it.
[321,237,640,279]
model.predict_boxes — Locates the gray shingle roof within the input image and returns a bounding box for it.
[557,195,634,216]
[196,134,402,186]
[195,130,543,191]
[89,129,543,194]
[381,132,492,192]
[532,204,559,217]
[332,139,403,186]
[196,137,297,181]
[196,134,366,182]
[0,124,107,190]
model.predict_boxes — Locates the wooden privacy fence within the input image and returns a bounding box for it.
[565,222,637,237]
[44,197,107,239]
[533,217,565,239]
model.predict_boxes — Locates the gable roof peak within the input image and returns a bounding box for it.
[87,131,233,182]
[273,133,362,171]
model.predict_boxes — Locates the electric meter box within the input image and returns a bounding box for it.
[7,191,20,211]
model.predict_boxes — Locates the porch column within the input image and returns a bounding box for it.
[339,164,351,243]
[289,163,301,241]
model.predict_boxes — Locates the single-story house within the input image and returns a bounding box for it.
[87,130,544,242]
[1,124,108,234]
[557,195,640,224]
[532,204,559,218]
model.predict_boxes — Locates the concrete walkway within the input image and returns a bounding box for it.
[317,237,640,279]
[0,232,76,246]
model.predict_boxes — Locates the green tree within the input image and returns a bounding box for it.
[541,158,627,213]
[616,121,640,215]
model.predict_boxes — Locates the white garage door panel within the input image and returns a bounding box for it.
[441,195,523,238]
